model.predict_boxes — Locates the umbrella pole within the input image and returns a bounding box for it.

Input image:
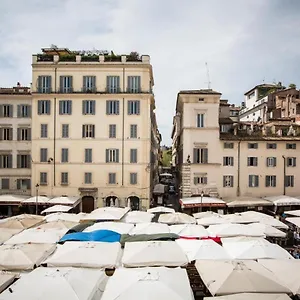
[35,184,39,215]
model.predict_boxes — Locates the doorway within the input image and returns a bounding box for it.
[81,196,95,213]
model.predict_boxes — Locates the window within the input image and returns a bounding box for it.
[40,124,48,138]
[61,172,68,185]
[194,176,207,185]
[1,105,13,117]
[83,76,96,93]
[109,124,116,138]
[223,157,234,166]
[247,157,258,166]
[17,128,31,141]
[229,110,239,117]
[249,175,259,187]
[16,179,31,190]
[130,172,138,185]
[40,148,48,162]
[1,178,9,189]
[62,124,69,138]
[40,172,48,185]
[197,114,204,128]
[267,143,277,149]
[82,124,95,138]
[59,76,73,93]
[0,155,12,168]
[106,149,119,163]
[17,154,30,168]
[127,76,141,93]
[287,157,296,167]
[0,128,13,141]
[106,76,120,93]
[84,172,92,184]
[193,148,208,164]
[108,173,116,184]
[85,149,92,163]
[286,143,296,149]
[130,124,137,138]
[220,124,232,133]
[17,105,31,118]
[61,148,69,163]
[223,175,234,187]
[37,76,52,93]
[266,157,277,167]
[199,98,204,102]
[59,100,72,115]
[248,143,258,149]
[266,175,276,187]
[82,100,96,115]
[128,100,140,115]
[37,100,51,115]
[106,100,120,115]
[224,142,234,149]
[285,175,294,187]
[130,149,138,163]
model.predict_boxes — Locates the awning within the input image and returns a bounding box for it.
[41,205,72,214]
[0,194,29,205]
[180,196,226,208]
[226,197,273,207]
[47,196,80,207]
[264,195,300,206]
[22,196,51,205]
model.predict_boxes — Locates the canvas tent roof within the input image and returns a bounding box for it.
[81,207,130,221]
[0,214,43,230]
[195,260,291,296]
[47,196,80,206]
[122,241,188,267]
[169,224,208,238]
[43,213,81,223]
[264,195,300,206]
[286,217,300,228]
[44,241,121,269]
[129,223,170,235]
[22,196,51,205]
[83,222,134,234]
[0,243,56,270]
[41,205,72,214]
[248,223,286,238]
[285,210,300,217]
[0,229,22,244]
[147,206,175,213]
[0,194,29,204]
[222,213,256,224]
[197,216,227,226]
[36,220,78,230]
[226,197,273,207]
[193,211,222,219]
[101,267,194,300]
[204,293,291,300]
[158,212,196,224]
[0,267,108,300]
[0,272,18,293]
[180,196,226,208]
[122,211,154,223]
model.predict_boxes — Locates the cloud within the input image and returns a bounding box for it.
[0,0,300,144]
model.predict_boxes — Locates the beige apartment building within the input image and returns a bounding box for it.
[0,85,32,202]
[172,89,300,201]
[31,47,160,212]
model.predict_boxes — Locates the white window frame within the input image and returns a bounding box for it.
[249,175,259,187]
[223,156,234,166]
[266,175,276,187]
[266,157,276,167]
[197,113,204,128]
[285,175,294,187]
[287,157,296,167]
[223,175,234,187]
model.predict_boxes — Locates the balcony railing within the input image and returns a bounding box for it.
[59,55,76,62]
[37,54,54,62]
[81,56,99,62]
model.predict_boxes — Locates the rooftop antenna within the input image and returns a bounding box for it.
[205,62,211,89]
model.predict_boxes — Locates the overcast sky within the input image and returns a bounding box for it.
[1,0,300,144]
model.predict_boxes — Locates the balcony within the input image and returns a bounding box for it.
[37,54,54,62]
[81,55,99,62]
[59,55,76,62]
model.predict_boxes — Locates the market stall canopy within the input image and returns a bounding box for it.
[221,236,268,244]
[258,217,288,229]
[169,224,208,238]
[36,220,78,230]
[176,239,230,261]
[180,196,226,209]
[81,207,130,221]
[197,215,227,226]
[147,206,175,213]
[22,196,51,205]
[285,210,300,217]
[47,196,80,207]
[122,241,188,267]
[195,260,291,296]
[264,195,300,206]
[0,243,56,270]
[286,217,300,228]
[43,213,81,223]
[160,173,173,177]
[5,228,67,244]
[240,211,275,221]
[0,214,43,230]
[120,233,178,246]
[226,197,273,207]
[153,184,168,195]
[223,239,293,260]
[222,213,254,224]
[193,211,222,219]
[44,241,121,269]
[204,293,291,300]
[0,267,108,300]
[60,230,121,243]
[0,272,18,293]
[83,222,134,234]
[101,267,194,300]
[129,223,170,235]
[41,205,72,214]
[258,259,300,295]
[158,212,196,224]
[122,211,154,223]
[0,229,22,244]
[248,223,286,238]
[0,194,29,205]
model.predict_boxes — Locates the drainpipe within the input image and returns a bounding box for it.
[121,67,125,186]
[282,155,286,195]
[237,141,241,196]
[53,67,57,187]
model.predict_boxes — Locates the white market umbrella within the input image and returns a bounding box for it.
[0,267,108,300]
[193,211,222,219]
[22,196,51,205]
[222,213,254,224]
[176,239,230,261]
[248,223,286,238]
[147,206,175,213]
[197,216,227,226]
[122,241,188,267]
[286,217,300,228]
[264,195,300,206]
[0,272,18,293]
[240,211,274,221]
[169,224,208,238]
[36,220,77,230]
[129,223,170,235]
[158,212,196,224]
[122,211,154,223]
[285,210,300,217]
[0,214,43,230]
[195,260,291,296]
[82,207,130,221]
[221,236,268,244]
[258,218,288,229]
[83,222,134,234]
[204,293,291,300]
[47,196,80,206]
[41,205,72,214]
[101,267,194,300]
[0,243,56,270]
[0,229,22,244]
[223,239,293,260]
[44,213,81,223]
[44,241,121,269]
[258,259,300,295]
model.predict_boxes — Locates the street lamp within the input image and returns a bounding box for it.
[35,183,39,215]
[200,191,204,213]
[282,155,286,196]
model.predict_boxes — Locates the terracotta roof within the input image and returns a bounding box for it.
[179,89,221,95]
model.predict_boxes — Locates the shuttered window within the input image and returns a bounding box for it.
[128,100,140,115]
[59,100,72,115]
[194,176,208,185]
[248,175,259,187]
[223,157,234,166]
[130,149,138,163]
[193,148,208,164]
[37,76,52,93]
[109,124,116,138]
[84,172,92,184]
[83,76,96,92]
[62,124,69,138]
[40,124,48,138]
[106,149,119,163]
[106,76,120,93]
[82,124,95,138]
[40,148,48,162]
[0,105,13,117]
[265,175,276,187]
[17,155,31,168]
[17,105,31,118]
[0,128,13,141]
[130,124,137,138]
[85,149,92,163]
[106,100,120,115]
[1,178,9,189]
[248,143,258,149]
[61,148,69,163]
[287,157,296,167]
[223,175,234,187]
[266,157,276,167]
[224,142,234,149]
[108,173,116,184]
[247,157,258,166]
[17,128,31,141]
[127,76,141,93]
[37,100,51,115]
[197,114,204,128]
[59,76,73,93]
[16,179,31,190]
[82,100,96,115]
[40,172,48,185]
[286,143,296,149]
[285,175,294,187]
[61,172,68,185]
[0,155,12,168]
[130,173,138,185]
